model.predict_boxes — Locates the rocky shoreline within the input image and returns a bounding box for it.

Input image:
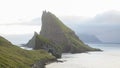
[32,58,66,68]
[32,58,57,68]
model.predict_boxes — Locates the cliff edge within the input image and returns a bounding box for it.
[0,36,55,68]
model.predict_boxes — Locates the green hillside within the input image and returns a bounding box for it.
[0,36,55,68]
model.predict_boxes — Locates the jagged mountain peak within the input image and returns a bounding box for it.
[26,11,101,58]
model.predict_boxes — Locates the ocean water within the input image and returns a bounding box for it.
[46,44,120,68]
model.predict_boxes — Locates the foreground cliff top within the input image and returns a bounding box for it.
[0,36,55,68]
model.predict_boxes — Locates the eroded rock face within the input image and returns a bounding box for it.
[26,32,37,48]
[26,11,101,58]
[40,11,98,53]
[26,32,61,58]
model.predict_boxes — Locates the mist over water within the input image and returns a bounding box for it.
[46,44,120,68]
[0,25,41,45]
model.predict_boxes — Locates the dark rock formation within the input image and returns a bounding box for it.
[26,32,62,58]
[32,60,45,68]
[26,11,101,58]
[32,59,56,68]
[26,32,37,48]
[40,11,100,53]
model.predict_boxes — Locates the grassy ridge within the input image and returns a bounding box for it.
[0,36,55,68]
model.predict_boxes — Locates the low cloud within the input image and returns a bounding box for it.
[0,18,41,26]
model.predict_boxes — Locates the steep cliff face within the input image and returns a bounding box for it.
[26,32,37,48]
[26,32,62,58]
[40,11,100,53]
[26,11,100,58]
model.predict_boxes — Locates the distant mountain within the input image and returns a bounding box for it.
[58,10,120,44]
[77,34,102,44]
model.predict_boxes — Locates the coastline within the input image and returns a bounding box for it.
[46,44,120,68]
[32,58,57,68]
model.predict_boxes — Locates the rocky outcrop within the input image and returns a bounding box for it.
[32,60,45,68]
[32,59,56,68]
[26,32,62,58]
[26,32,37,48]
[26,11,101,58]
[40,11,100,53]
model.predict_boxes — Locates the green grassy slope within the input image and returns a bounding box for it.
[0,36,55,68]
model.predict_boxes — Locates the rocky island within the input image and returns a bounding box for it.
[26,11,101,58]
[0,11,101,68]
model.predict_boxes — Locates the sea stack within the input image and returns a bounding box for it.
[26,11,100,58]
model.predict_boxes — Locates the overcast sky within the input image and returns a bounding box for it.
[0,0,120,44]
[0,0,120,24]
